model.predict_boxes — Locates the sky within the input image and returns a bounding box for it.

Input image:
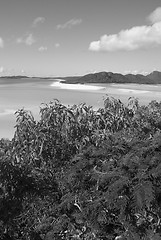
[0,0,161,77]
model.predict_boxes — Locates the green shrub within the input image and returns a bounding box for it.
[0,96,161,240]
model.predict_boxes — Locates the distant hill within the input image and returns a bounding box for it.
[125,74,156,84]
[0,75,29,79]
[65,72,128,84]
[1,71,161,84]
[62,71,161,84]
[147,71,161,82]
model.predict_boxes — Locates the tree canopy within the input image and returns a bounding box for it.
[0,96,161,240]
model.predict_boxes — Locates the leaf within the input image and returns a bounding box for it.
[132,181,154,210]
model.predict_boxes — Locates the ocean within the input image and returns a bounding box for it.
[0,78,161,139]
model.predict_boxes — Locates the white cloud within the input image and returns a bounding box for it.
[0,68,27,76]
[124,70,149,75]
[0,38,4,48]
[32,17,45,27]
[0,66,4,73]
[21,69,25,74]
[55,43,60,48]
[25,34,36,45]
[17,33,36,46]
[148,7,161,24]
[38,46,48,52]
[56,19,82,29]
[89,7,161,52]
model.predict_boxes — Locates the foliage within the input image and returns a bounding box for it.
[0,96,161,240]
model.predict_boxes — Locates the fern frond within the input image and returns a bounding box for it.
[145,229,161,240]
[125,231,141,240]
[59,192,75,211]
[143,181,154,208]
[150,162,161,179]
[104,176,129,200]
[132,181,154,210]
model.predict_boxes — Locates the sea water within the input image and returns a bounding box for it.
[0,78,161,139]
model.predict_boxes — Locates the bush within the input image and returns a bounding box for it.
[0,97,161,239]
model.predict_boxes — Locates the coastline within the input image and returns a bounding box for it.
[50,80,106,91]
[0,78,161,139]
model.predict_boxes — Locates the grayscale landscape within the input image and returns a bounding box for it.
[0,73,161,138]
[0,1,161,240]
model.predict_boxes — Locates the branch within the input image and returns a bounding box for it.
[74,195,82,212]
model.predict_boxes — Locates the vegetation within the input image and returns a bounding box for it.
[63,71,161,84]
[0,76,29,79]
[0,96,161,240]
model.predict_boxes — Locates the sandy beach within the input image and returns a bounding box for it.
[0,78,161,139]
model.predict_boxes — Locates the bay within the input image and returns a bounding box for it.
[0,78,161,139]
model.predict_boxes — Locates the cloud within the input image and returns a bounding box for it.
[38,46,47,52]
[124,70,149,75]
[0,68,27,76]
[0,66,4,73]
[21,69,25,74]
[55,43,60,48]
[17,33,36,46]
[0,38,4,48]
[148,7,161,24]
[56,19,82,29]
[89,7,161,52]
[32,17,45,27]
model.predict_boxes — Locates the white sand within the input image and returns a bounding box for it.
[51,81,106,91]
[118,88,150,94]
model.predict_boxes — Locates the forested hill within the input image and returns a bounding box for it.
[62,70,161,84]
[0,75,29,79]
[1,71,161,84]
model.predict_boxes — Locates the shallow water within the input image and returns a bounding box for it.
[0,78,161,139]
